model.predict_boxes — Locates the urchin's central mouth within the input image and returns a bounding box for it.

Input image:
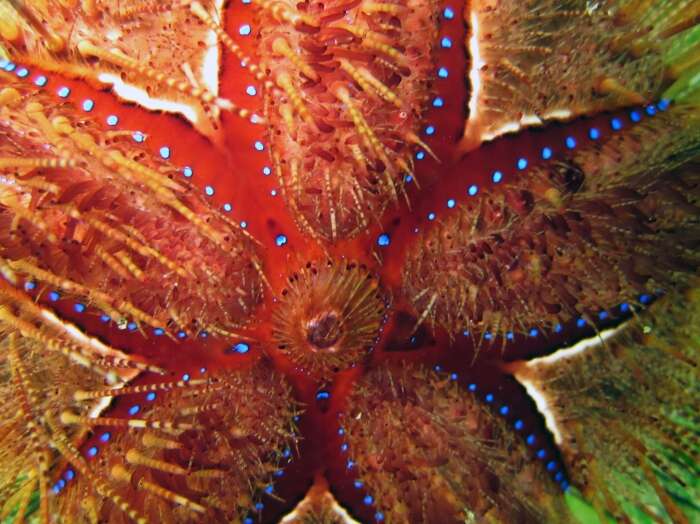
[306,312,341,350]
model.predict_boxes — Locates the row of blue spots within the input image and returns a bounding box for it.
[439,371,570,491]
[337,427,385,521]
[242,445,296,524]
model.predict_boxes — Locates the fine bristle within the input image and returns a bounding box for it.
[514,283,700,523]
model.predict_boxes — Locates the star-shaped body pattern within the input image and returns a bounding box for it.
[0,1,698,523]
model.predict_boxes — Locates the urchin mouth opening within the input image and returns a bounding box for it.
[305,311,342,352]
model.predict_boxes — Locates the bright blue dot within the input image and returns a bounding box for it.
[283,448,291,458]
[270,189,277,196]
[100,432,111,442]
[316,390,330,400]
[275,234,288,246]
[611,117,623,131]
[620,302,630,313]
[432,97,444,108]
[0,59,8,68]
[82,99,94,112]
[447,198,456,208]
[58,479,66,489]
[529,328,539,337]
[517,158,528,170]
[52,484,61,494]
[377,233,391,247]
[541,147,553,160]
[223,203,232,212]
[492,170,503,183]
[438,67,448,78]
[24,281,36,291]
[629,111,642,123]
[100,314,110,323]
[106,115,119,126]
[74,303,85,313]
[87,446,98,457]
[645,105,656,116]
[153,327,164,336]
[254,502,264,511]
[244,519,254,524]
[273,469,284,477]
[537,449,547,459]
[468,383,477,392]
[183,166,193,177]
[547,461,557,471]
[205,185,214,196]
[4,62,15,72]
[484,332,493,340]
[485,393,494,403]
[16,67,29,78]
[65,469,75,481]
[128,405,140,416]
[57,86,70,98]
[499,406,509,416]
[246,85,257,96]
[254,141,264,151]
[441,37,452,48]
[234,342,250,354]
[555,472,564,482]
[240,221,248,228]
[263,166,271,176]
[427,212,436,221]
[526,434,536,446]
[340,443,348,451]
[565,136,576,149]
[363,495,374,506]
[506,331,514,340]
[338,428,345,436]
[177,330,187,339]
[354,480,364,489]
[182,373,190,382]
[159,146,171,159]
[264,485,274,494]
[554,323,563,333]
[146,392,156,401]
[657,99,670,111]
[450,372,458,381]
[127,321,137,331]
[588,127,600,140]
[468,184,478,196]
[514,419,524,431]
[416,151,425,160]
[576,318,586,328]
[598,311,608,320]
[404,174,413,183]
[640,293,651,304]
[346,460,355,469]
[425,125,435,135]
[34,75,48,87]
[443,6,455,19]
[434,364,443,372]
[239,24,251,35]
[200,367,206,374]
[133,131,145,143]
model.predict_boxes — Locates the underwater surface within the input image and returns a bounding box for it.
[0,0,698,522]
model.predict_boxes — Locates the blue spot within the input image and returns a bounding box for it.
[246,85,257,96]
[620,302,630,313]
[183,166,193,177]
[254,502,264,511]
[598,311,608,320]
[517,158,528,170]
[0,59,8,68]
[57,86,70,98]
[316,390,330,400]
[100,314,110,323]
[377,233,391,247]
[254,141,264,151]
[177,330,187,339]
[100,432,111,443]
[65,469,75,481]
[547,461,557,471]
[159,146,171,159]
[34,75,48,87]
[182,373,191,382]
[639,293,651,304]
[629,111,642,123]
[434,364,443,372]
[82,99,94,112]
[87,446,98,457]
[223,203,232,212]
[240,221,248,228]
[274,469,284,477]
[264,485,274,495]
[153,328,164,336]
[561,481,570,492]
[416,151,425,160]
[450,372,458,381]
[554,323,563,333]
[514,419,524,431]
[645,105,656,116]
[611,117,623,131]
[283,448,291,458]
[555,472,564,482]
[432,97,444,108]
[526,434,536,446]
[364,495,374,506]
[468,383,477,392]
[263,166,271,176]
[128,405,141,416]
[576,318,586,328]
[404,174,413,183]
[441,37,452,48]
[485,393,494,403]
[200,367,206,374]
[204,185,214,197]
[24,281,36,291]
[499,406,509,416]
[492,170,503,183]
[443,6,455,19]
[239,24,251,35]
[468,184,478,196]
[427,212,436,221]
[541,147,553,160]
[106,115,119,126]
[347,460,355,469]
[338,428,345,436]
[354,480,364,489]
[146,392,156,401]
[234,342,250,354]
[484,332,492,340]
[74,303,85,313]
[244,519,254,524]
[529,328,539,337]
[58,479,66,489]
[52,484,61,494]
[127,322,138,331]
[133,131,145,143]
[565,136,576,149]
[657,99,670,111]
[340,443,348,452]
[447,198,456,208]
[537,449,547,459]
[3,62,15,72]
[275,234,288,247]
[588,127,601,140]
[437,67,448,78]
[16,67,29,78]
[506,331,514,341]
[425,125,435,136]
